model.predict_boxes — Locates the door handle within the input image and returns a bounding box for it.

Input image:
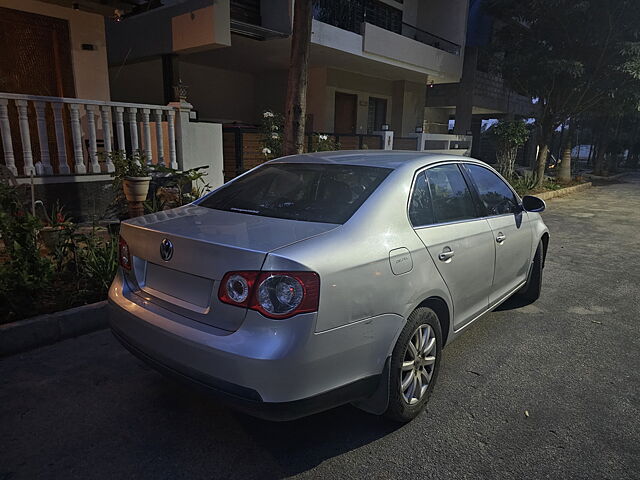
[496,232,506,244]
[438,248,455,261]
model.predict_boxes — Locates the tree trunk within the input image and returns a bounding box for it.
[557,122,573,183]
[593,139,606,176]
[533,118,554,188]
[558,145,572,183]
[283,0,312,156]
[535,143,549,187]
[497,147,517,180]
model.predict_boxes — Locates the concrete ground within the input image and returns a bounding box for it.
[1,175,639,480]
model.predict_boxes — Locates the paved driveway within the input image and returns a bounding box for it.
[2,175,639,480]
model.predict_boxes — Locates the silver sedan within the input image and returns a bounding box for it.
[108,151,549,422]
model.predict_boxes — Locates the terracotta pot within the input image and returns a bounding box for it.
[39,226,64,251]
[122,176,151,203]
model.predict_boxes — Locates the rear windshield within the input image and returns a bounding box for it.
[198,163,392,224]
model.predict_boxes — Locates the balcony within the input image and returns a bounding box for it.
[312,0,461,56]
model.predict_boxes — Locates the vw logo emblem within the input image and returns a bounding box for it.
[160,238,174,261]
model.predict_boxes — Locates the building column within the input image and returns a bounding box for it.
[470,116,482,158]
[454,46,478,135]
[392,80,426,137]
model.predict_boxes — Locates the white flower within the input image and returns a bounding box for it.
[262,147,272,155]
[263,111,274,118]
[319,134,328,141]
[271,132,279,139]
[272,125,279,131]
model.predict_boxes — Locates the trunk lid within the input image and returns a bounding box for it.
[120,205,337,331]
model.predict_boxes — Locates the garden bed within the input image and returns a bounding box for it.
[511,176,590,197]
[0,182,119,325]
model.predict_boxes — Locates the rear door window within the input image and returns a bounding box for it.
[424,164,478,224]
[198,163,392,224]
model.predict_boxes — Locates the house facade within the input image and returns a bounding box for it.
[0,0,224,219]
[0,0,475,218]
[107,0,470,161]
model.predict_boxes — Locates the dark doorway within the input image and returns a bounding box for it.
[334,92,357,134]
[367,97,387,133]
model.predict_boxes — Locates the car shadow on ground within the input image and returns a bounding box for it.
[493,295,534,311]
[149,374,402,478]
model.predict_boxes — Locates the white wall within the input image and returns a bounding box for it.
[181,121,225,189]
[1,0,110,100]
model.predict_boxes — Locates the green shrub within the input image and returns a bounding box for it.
[0,184,53,321]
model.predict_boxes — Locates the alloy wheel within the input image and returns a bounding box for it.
[400,323,437,405]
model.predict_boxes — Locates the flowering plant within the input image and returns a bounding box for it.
[312,133,340,152]
[260,110,284,160]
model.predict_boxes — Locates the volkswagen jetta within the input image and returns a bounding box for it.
[109,151,549,422]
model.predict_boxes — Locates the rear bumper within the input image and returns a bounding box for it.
[108,271,403,419]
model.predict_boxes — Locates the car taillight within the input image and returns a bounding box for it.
[219,271,258,307]
[119,236,132,270]
[219,271,320,319]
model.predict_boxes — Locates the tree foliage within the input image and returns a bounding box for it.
[493,120,530,179]
[487,0,640,184]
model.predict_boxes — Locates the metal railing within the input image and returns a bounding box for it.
[401,23,461,56]
[312,0,460,55]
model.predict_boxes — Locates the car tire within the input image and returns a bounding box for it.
[384,307,442,423]
[516,241,543,303]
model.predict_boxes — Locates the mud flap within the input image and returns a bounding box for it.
[351,356,391,415]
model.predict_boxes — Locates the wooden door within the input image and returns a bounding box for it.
[0,7,75,97]
[334,92,357,134]
[0,7,75,174]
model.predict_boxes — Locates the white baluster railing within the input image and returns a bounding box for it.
[16,100,35,175]
[154,109,165,167]
[100,105,115,173]
[86,104,101,173]
[0,99,18,176]
[34,101,53,175]
[0,92,181,179]
[141,108,153,164]
[166,109,178,169]
[127,107,139,154]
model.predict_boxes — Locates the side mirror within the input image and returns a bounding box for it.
[522,195,546,213]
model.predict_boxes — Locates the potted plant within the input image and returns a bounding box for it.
[38,201,70,251]
[109,151,151,217]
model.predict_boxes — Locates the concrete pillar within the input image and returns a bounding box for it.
[470,116,482,158]
[392,80,426,137]
[453,46,478,135]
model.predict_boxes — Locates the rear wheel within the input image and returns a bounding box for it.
[515,241,543,303]
[384,307,442,423]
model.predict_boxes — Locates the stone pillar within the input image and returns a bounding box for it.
[168,100,193,171]
[374,130,394,150]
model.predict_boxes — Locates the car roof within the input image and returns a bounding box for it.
[269,150,478,172]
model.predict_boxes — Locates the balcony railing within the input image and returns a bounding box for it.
[0,93,180,178]
[312,0,460,55]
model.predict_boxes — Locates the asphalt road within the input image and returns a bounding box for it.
[2,174,640,480]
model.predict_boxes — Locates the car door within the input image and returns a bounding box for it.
[409,163,495,329]
[463,163,533,305]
